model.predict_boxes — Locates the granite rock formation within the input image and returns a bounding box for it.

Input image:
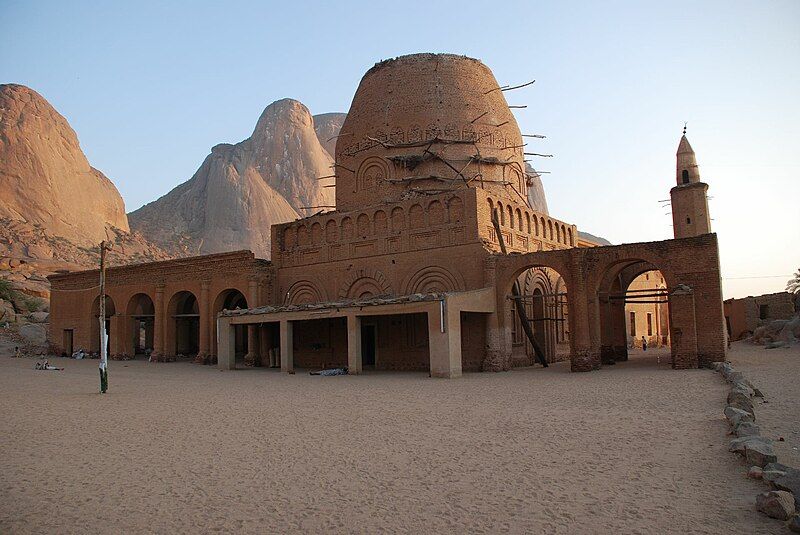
[0,84,129,245]
[129,99,335,258]
[313,112,347,158]
[525,163,549,215]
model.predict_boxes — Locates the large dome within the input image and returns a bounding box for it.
[334,53,527,211]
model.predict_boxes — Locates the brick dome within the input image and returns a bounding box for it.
[334,53,527,211]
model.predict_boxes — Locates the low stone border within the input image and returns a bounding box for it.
[713,362,800,532]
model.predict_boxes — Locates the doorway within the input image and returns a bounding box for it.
[63,329,73,357]
[361,324,376,366]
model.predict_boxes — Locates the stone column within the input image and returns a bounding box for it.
[196,280,210,364]
[280,319,293,373]
[217,317,236,370]
[428,299,462,378]
[244,279,261,366]
[347,314,362,375]
[151,284,165,361]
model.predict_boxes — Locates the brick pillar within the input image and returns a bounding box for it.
[196,280,210,364]
[669,287,698,369]
[611,300,628,361]
[151,284,165,361]
[280,320,293,373]
[244,280,261,366]
[347,314,362,375]
[569,274,600,372]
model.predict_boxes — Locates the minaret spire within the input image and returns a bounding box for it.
[670,127,711,239]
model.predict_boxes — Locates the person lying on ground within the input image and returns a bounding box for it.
[309,367,349,376]
[35,360,64,371]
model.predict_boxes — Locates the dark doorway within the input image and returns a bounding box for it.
[63,329,73,357]
[361,324,376,366]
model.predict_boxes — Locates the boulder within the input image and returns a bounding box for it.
[19,323,47,346]
[729,436,777,467]
[724,406,755,428]
[756,491,795,520]
[735,421,761,438]
[0,299,15,322]
[774,471,800,507]
[28,311,49,323]
[720,362,735,379]
[727,390,755,415]
[748,466,763,479]
[731,382,755,398]
[726,371,754,389]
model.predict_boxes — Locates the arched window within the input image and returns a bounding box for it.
[682,170,689,184]
[507,205,514,229]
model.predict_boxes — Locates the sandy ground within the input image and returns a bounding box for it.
[728,340,800,468]
[0,346,792,534]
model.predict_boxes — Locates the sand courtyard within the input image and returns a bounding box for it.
[1,344,796,534]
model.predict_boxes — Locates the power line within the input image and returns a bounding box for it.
[722,275,791,280]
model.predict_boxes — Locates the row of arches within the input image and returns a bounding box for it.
[282,196,466,250]
[499,250,684,371]
[89,287,250,360]
[284,265,466,305]
[487,196,574,246]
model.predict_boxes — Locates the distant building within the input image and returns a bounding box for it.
[724,292,796,340]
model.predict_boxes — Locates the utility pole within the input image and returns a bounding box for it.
[98,240,113,393]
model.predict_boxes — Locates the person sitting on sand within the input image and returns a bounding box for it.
[14,346,20,358]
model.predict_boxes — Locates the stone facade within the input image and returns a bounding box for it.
[47,53,728,377]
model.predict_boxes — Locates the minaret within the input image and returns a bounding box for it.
[670,126,711,238]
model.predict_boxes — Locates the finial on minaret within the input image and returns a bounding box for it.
[682,122,687,135]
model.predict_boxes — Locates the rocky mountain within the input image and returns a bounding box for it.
[129,99,335,258]
[524,163,549,215]
[313,112,347,157]
[0,84,130,246]
[0,84,170,306]
[578,231,612,246]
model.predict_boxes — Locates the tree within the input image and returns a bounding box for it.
[788,268,800,313]
[788,268,800,296]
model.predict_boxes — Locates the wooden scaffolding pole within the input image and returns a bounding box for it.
[491,211,548,367]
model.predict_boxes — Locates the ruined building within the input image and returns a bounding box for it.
[48,53,727,377]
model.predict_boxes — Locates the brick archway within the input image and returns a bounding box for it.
[493,235,727,372]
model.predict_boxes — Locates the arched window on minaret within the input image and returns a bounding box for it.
[682,169,689,184]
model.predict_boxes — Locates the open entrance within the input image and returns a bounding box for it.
[126,293,154,358]
[361,313,430,372]
[62,329,73,357]
[361,324,376,366]
[292,317,348,370]
[509,267,569,366]
[598,262,671,367]
[90,294,115,355]
[211,289,249,361]
[167,291,199,358]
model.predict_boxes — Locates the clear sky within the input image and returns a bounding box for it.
[1,0,798,299]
